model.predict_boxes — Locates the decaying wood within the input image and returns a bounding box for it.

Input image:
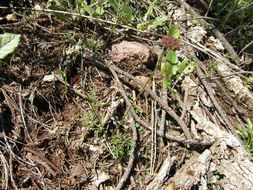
[165,76,253,190]
[215,62,253,106]
[176,0,241,64]
[167,150,211,189]
[176,0,253,108]
[146,154,176,190]
[167,127,253,189]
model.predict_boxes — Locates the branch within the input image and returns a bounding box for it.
[108,66,138,190]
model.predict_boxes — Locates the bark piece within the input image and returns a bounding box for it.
[146,155,176,190]
[167,150,211,189]
[216,62,253,106]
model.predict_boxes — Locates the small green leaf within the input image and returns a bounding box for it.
[238,126,248,139]
[109,0,134,24]
[138,16,168,31]
[161,62,178,88]
[169,64,178,75]
[83,4,96,16]
[96,6,105,15]
[121,3,134,22]
[0,33,20,60]
[137,20,152,31]
[247,77,253,85]
[28,93,35,104]
[163,76,170,88]
[109,0,119,11]
[160,61,168,74]
[169,24,180,38]
[161,62,171,88]
[247,118,253,130]
[177,58,188,74]
[143,0,157,21]
[166,50,178,65]
[148,16,168,30]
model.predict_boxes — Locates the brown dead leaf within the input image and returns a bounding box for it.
[62,103,80,122]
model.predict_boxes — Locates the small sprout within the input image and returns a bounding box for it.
[166,49,178,65]
[168,24,181,39]
[237,118,253,155]
[161,50,195,88]
[109,133,133,160]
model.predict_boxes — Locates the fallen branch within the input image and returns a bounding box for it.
[108,66,138,190]
[167,150,211,189]
[80,55,192,139]
[110,63,192,139]
[176,0,241,64]
[212,28,240,63]
[196,63,234,132]
[146,153,176,190]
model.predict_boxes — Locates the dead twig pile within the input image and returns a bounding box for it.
[0,0,253,189]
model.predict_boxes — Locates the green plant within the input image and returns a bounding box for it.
[207,170,224,187]
[137,0,170,32]
[137,15,168,32]
[0,33,20,60]
[80,111,103,135]
[109,0,135,25]
[109,133,133,160]
[138,138,153,172]
[80,88,104,135]
[237,118,253,154]
[160,25,194,88]
[209,0,253,25]
[83,37,104,52]
[246,77,253,88]
[205,60,218,74]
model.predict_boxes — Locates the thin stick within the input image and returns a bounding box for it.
[196,63,234,133]
[238,40,253,56]
[176,0,242,65]
[0,6,162,38]
[160,87,168,146]
[84,57,192,139]
[115,114,137,190]
[109,63,192,139]
[107,61,211,146]
[129,102,211,146]
[150,81,157,175]
[0,149,9,189]
[212,28,240,63]
[109,67,137,190]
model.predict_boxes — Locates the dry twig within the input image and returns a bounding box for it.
[108,66,138,190]
[196,63,235,134]
[109,63,192,139]
[176,0,241,64]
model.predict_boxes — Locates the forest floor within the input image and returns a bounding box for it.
[0,0,253,190]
